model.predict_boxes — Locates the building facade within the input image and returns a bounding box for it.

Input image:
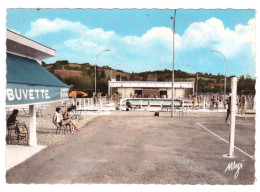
[108,80,194,99]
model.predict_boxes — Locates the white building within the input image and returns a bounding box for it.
[108,79,194,99]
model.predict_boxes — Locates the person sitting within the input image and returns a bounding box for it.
[126,100,132,111]
[7,109,22,139]
[53,107,79,134]
[63,107,80,131]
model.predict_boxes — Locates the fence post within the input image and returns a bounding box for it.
[78,99,81,108]
[203,96,206,111]
[100,97,102,111]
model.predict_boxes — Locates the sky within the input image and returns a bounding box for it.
[6,9,256,77]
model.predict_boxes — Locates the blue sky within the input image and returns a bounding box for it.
[6,9,255,77]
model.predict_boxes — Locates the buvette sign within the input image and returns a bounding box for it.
[6,83,69,105]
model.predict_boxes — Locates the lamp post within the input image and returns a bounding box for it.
[210,49,227,98]
[94,49,110,95]
[170,9,176,117]
[187,64,198,104]
[117,63,121,81]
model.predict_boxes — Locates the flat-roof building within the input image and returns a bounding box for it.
[108,79,194,99]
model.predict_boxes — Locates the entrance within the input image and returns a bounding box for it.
[160,91,167,98]
[134,90,143,98]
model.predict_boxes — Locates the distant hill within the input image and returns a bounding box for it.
[43,60,255,95]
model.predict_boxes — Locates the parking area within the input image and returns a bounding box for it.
[6,111,255,184]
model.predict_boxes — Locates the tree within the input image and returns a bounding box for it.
[100,70,106,79]
[53,62,62,69]
[121,76,128,81]
[130,72,136,80]
[157,76,164,81]
[116,74,121,81]
[216,73,221,84]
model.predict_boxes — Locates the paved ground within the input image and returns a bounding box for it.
[6,111,255,184]
[5,145,46,171]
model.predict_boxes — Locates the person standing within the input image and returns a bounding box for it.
[210,96,214,111]
[225,96,231,124]
[241,96,246,116]
[215,96,219,110]
[192,95,196,110]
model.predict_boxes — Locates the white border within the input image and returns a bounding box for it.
[1,1,259,192]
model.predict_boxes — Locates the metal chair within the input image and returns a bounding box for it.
[54,123,70,135]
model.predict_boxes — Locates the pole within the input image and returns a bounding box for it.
[119,64,122,81]
[196,72,198,104]
[171,9,176,117]
[95,59,97,95]
[94,49,110,95]
[224,59,227,99]
[187,64,198,104]
[229,77,237,158]
[210,50,227,99]
[29,105,37,146]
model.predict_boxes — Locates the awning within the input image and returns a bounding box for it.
[6,54,69,105]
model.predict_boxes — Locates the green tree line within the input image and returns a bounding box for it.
[45,61,255,96]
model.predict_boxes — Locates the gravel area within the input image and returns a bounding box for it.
[6,100,97,146]
[6,103,255,147]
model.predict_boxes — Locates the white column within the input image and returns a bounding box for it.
[29,105,37,146]
[229,77,237,158]
[88,98,90,106]
[203,96,206,111]
[100,98,102,111]
[83,98,86,107]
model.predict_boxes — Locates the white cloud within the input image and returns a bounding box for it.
[63,38,107,55]
[83,28,116,41]
[177,17,255,58]
[27,17,255,72]
[26,18,88,37]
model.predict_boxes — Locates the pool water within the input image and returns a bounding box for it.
[123,99,182,106]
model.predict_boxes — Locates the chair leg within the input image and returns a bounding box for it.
[56,127,61,134]
[7,130,11,144]
[67,125,69,134]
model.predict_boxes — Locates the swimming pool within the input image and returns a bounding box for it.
[121,98,183,106]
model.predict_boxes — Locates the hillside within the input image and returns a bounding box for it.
[43,60,255,96]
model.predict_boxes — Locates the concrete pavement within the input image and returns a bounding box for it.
[6,145,46,171]
[6,112,255,184]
